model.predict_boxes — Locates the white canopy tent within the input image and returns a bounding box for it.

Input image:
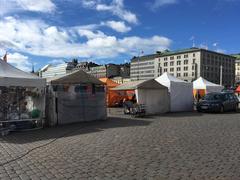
[0,59,45,87]
[155,73,193,112]
[0,59,46,130]
[112,79,170,114]
[193,77,224,93]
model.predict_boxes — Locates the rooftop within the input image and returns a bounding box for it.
[131,48,236,62]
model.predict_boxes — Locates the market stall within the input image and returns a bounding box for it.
[155,73,193,112]
[99,78,127,107]
[0,59,46,132]
[193,77,224,99]
[46,70,107,126]
[112,79,170,115]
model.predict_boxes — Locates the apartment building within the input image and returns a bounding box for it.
[234,55,240,83]
[130,48,236,86]
[130,54,159,81]
[89,64,119,78]
[40,63,68,78]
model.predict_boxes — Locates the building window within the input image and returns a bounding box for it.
[192,65,195,70]
[177,55,181,59]
[170,68,174,72]
[164,62,168,67]
[164,68,167,72]
[184,60,188,65]
[170,56,174,60]
[164,57,168,61]
[177,61,181,65]
[193,53,195,57]
[184,66,188,71]
[192,59,196,64]
[177,67,181,71]
[170,62,174,66]
[184,73,188,77]
[177,73,181,77]
[184,54,188,58]
[192,72,195,77]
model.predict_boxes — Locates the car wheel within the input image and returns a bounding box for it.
[220,106,224,113]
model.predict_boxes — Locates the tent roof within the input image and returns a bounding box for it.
[193,77,223,89]
[0,59,45,87]
[155,73,187,83]
[49,70,103,85]
[99,78,119,87]
[112,79,168,91]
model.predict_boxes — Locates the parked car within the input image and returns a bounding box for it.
[197,92,239,113]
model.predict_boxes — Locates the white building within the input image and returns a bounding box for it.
[235,56,240,83]
[130,48,236,86]
[39,63,68,78]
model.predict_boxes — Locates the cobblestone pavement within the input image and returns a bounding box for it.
[0,109,240,179]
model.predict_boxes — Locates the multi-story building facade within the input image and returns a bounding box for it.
[119,63,130,78]
[130,54,158,81]
[89,64,120,78]
[130,48,236,86]
[40,63,68,78]
[234,55,240,83]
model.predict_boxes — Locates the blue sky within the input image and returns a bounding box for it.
[0,0,239,71]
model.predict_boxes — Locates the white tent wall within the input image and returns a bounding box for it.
[170,82,193,112]
[136,89,170,115]
[155,73,193,112]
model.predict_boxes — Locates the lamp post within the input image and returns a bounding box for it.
[220,64,223,86]
[137,50,144,81]
[137,55,140,81]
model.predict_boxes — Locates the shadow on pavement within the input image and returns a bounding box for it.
[0,117,151,144]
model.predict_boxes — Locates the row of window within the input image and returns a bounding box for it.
[162,59,194,67]
[203,53,233,62]
[130,66,155,71]
[163,66,194,72]
[131,74,155,78]
[163,54,195,61]
[131,61,154,66]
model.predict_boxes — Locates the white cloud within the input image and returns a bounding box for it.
[0,16,171,60]
[7,52,32,71]
[81,0,138,24]
[212,42,218,47]
[17,0,55,12]
[216,49,226,54]
[0,0,55,15]
[102,21,131,33]
[150,0,178,10]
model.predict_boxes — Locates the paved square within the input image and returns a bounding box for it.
[0,110,240,179]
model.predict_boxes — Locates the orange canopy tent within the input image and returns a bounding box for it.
[99,78,127,107]
[235,86,240,93]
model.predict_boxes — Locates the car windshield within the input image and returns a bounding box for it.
[203,94,223,101]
